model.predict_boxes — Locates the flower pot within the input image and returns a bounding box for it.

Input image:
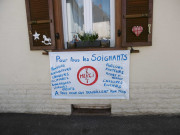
[67,42,75,49]
[101,40,110,48]
[75,40,101,48]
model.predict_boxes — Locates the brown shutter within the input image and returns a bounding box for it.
[122,0,153,47]
[25,0,56,50]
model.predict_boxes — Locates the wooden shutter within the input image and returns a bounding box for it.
[122,0,153,47]
[25,0,56,50]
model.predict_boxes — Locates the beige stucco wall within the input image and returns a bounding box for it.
[0,0,180,115]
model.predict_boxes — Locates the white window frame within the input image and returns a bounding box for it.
[62,0,115,49]
[84,0,93,33]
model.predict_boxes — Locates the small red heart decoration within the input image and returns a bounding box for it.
[132,26,143,37]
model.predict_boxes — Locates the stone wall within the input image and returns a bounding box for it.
[0,83,180,115]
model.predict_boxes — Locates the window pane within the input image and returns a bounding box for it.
[92,0,110,39]
[66,0,84,42]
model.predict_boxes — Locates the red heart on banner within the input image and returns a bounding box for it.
[132,26,143,37]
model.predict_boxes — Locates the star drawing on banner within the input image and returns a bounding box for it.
[33,31,40,40]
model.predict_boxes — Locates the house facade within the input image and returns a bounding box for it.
[0,0,180,115]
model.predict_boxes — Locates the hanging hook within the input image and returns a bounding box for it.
[130,46,139,53]
[42,50,49,55]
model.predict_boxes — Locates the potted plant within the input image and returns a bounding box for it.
[76,32,101,48]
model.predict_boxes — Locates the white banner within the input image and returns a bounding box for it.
[49,50,130,99]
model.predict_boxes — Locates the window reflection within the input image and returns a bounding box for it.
[92,0,110,39]
[66,0,111,42]
[66,0,84,42]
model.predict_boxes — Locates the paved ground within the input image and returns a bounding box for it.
[0,113,180,135]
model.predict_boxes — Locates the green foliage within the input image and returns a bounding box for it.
[77,32,98,42]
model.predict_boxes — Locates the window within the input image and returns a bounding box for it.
[25,0,153,51]
[62,0,115,48]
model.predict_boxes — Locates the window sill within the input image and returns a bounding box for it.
[54,47,127,52]
[42,47,140,55]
